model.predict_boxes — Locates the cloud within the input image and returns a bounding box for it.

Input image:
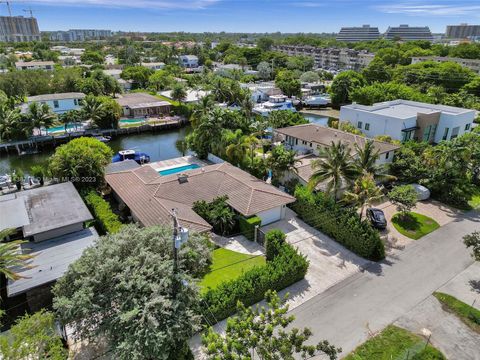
[375,3,480,16]
[24,0,220,10]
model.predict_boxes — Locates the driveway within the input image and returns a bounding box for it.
[261,208,371,309]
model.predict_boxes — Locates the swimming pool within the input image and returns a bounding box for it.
[158,163,200,176]
[301,113,329,126]
[120,118,145,124]
[47,124,80,133]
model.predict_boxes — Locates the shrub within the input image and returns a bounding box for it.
[410,347,446,360]
[202,241,308,321]
[292,185,385,261]
[192,196,236,235]
[265,229,286,261]
[83,190,123,234]
[238,215,261,241]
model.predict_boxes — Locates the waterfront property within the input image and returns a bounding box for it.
[22,92,86,114]
[340,99,476,143]
[242,82,283,103]
[14,60,55,71]
[115,93,172,118]
[253,95,296,116]
[105,158,295,232]
[2,182,97,304]
[159,89,210,104]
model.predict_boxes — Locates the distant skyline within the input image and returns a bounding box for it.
[5,0,480,34]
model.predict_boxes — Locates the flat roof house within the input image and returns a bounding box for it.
[1,182,97,302]
[115,93,171,118]
[340,100,476,143]
[15,60,55,71]
[23,92,85,114]
[105,161,295,232]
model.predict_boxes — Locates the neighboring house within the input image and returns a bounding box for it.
[23,92,86,114]
[241,82,283,103]
[115,93,171,118]
[274,123,399,188]
[159,89,210,104]
[103,69,132,91]
[15,60,55,71]
[411,56,480,74]
[1,182,97,305]
[178,55,199,68]
[340,99,476,143]
[141,62,165,71]
[105,161,295,232]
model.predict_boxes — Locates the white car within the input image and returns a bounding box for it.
[410,184,430,201]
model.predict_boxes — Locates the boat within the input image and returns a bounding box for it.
[303,94,331,107]
[112,150,151,164]
[0,174,11,188]
[93,135,111,143]
[253,95,297,117]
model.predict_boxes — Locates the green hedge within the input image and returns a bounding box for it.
[201,236,308,321]
[292,186,385,261]
[265,229,286,261]
[83,190,123,234]
[238,215,261,241]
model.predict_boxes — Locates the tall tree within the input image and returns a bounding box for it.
[27,102,57,135]
[175,138,189,156]
[354,140,395,182]
[81,95,105,125]
[329,70,365,106]
[343,173,383,219]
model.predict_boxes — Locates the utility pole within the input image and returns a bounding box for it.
[171,209,189,298]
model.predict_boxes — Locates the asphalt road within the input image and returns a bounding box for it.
[289,211,479,358]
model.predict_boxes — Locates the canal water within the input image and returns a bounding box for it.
[0,126,192,175]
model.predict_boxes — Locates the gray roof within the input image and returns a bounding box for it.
[106,159,140,174]
[0,182,93,236]
[115,93,171,108]
[7,227,98,297]
[15,61,55,67]
[27,92,86,102]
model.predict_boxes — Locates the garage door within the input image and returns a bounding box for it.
[257,206,283,225]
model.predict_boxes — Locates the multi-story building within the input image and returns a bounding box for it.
[384,25,433,41]
[340,99,476,143]
[49,29,112,42]
[411,56,480,74]
[446,24,480,39]
[15,60,55,71]
[178,55,199,68]
[22,92,86,114]
[0,16,40,42]
[337,25,381,42]
[272,45,375,70]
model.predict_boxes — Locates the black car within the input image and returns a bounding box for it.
[366,208,387,230]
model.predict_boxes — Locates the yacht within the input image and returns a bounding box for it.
[112,150,151,164]
[303,94,331,107]
[253,95,297,117]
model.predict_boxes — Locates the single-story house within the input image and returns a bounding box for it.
[241,82,283,103]
[141,62,165,71]
[340,99,476,143]
[115,93,171,118]
[22,92,85,114]
[1,182,97,303]
[15,60,55,71]
[159,89,210,104]
[105,161,295,232]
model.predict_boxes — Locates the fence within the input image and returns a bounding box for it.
[255,225,266,247]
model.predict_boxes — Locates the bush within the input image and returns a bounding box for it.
[265,229,286,261]
[83,190,123,234]
[238,215,261,240]
[410,347,446,360]
[292,186,385,261]
[192,196,236,235]
[202,240,308,321]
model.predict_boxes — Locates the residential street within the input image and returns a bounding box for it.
[289,210,480,358]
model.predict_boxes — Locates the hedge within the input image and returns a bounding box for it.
[201,237,308,322]
[82,190,123,234]
[265,229,286,261]
[238,215,261,241]
[291,186,385,261]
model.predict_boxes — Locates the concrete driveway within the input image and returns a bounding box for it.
[261,208,371,309]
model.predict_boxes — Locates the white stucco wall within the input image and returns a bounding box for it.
[256,206,285,225]
[436,112,475,143]
[33,98,83,114]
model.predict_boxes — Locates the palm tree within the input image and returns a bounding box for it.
[0,108,22,141]
[171,84,187,102]
[191,95,215,128]
[59,109,81,133]
[309,141,358,199]
[27,102,57,135]
[175,139,189,156]
[225,136,249,166]
[343,173,383,219]
[210,206,235,236]
[354,140,395,182]
[267,145,299,183]
[243,134,260,164]
[0,229,35,281]
[81,95,104,126]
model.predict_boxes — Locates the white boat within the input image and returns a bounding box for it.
[253,95,297,117]
[0,174,11,188]
[303,94,331,107]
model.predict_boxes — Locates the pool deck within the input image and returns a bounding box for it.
[148,155,209,172]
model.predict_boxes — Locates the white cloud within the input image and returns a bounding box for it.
[24,0,220,10]
[376,3,480,16]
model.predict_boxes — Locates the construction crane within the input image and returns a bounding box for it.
[22,7,33,18]
[0,1,13,17]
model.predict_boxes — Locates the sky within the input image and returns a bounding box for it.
[7,0,480,33]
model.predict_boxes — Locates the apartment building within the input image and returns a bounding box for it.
[411,56,480,74]
[49,29,112,42]
[0,16,40,42]
[15,60,55,71]
[272,45,375,70]
[446,24,480,39]
[337,25,381,42]
[384,25,433,41]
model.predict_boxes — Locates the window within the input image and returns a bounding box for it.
[465,123,471,131]
[53,100,59,108]
[385,151,390,159]
[451,126,460,139]
[357,121,362,129]
[442,127,449,141]
[310,142,312,147]
[295,139,298,145]
[422,124,437,142]
[365,123,370,131]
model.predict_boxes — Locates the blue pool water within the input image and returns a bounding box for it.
[159,163,200,176]
[301,113,329,126]
[120,118,145,124]
[47,124,79,133]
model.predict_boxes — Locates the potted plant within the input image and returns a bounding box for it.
[11,169,24,190]
[30,165,45,186]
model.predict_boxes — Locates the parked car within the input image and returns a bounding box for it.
[410,184,430,201]
[366,208,387,230]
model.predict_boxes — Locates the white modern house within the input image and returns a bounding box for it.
[15,60,55,71]
[178,55,199,68]
[241,82,282,103]
[24,92,86,114]
[253,95,296,116]
[141,62,165,71]
[340,100,476,143]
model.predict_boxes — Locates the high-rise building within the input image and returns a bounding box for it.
[336,25,381,42]
[0,16,41,42]
[49,29,112,42]
[384,25,433,41]
[446,24,480,39]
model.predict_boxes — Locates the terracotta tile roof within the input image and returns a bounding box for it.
[275,123,399,154]
[106,162,295,232]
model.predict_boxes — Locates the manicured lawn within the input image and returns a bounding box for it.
[392,212,440,240]
[344,325,446,360]
[434,292,480,333]
[199,248,266,293]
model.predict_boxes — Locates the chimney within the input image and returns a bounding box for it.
[177,173,189,184]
